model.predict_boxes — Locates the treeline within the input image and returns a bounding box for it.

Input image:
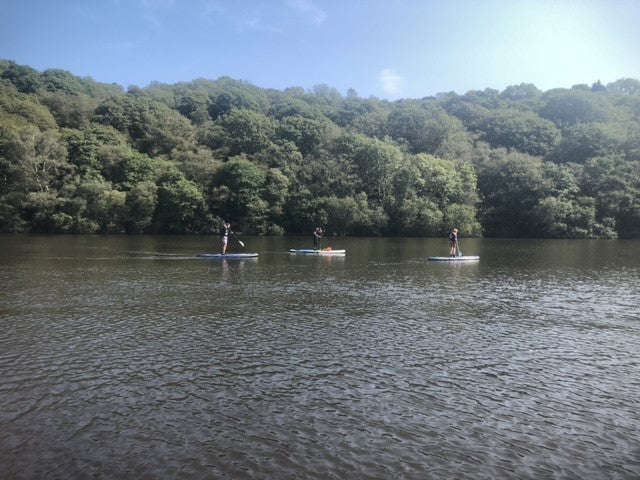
[1,59,639,238]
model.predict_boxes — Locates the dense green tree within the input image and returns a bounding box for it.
[268,95,320,120]
[333,133,402,201]
[125,180,158,233]
[301,152,360,199]
[75,179,128,233]
[94,94,196,156]
[475,149,546,237]
[331,95,382,128]
[550,122,627,163]
[443,203,483,237]
[443,98,490,131]
[539,89,616,127]
[478,108,560,156]
[1,59,639,238]
[531,163,602,238]
[128,98,197,156]
[393,194,443,236]
[499,83,541,102]
[98,146,160,190]
[173,147,221,189]
[263,167,290,229]
[276,115,329,156]
[0,60,44,93]
[208,77,269,119]
[176,89,211,124]
[142,82,178,109]
[20,190,62,232]
[606,78,640,96]
[579,155,640,238]
[61,126,121,179]
[0,192,26,231]
[209,156,268,233]
[41,69,91,95]
[387,153,480,236]
[317,193,388,236]
[282,183,318,233]
[350,108,389,138]
[153,168,208,233]
[387,103,468,156]
[0,125,70,193]
[214,108,277,156]
[0,85,58,130]
[40,91,97,128]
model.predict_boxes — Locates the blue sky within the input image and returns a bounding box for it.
[1,0,639,99]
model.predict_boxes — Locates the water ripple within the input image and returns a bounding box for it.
[2,237,640,479]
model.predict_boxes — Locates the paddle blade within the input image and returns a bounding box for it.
[238,240,245,247]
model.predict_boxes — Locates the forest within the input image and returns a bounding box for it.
[1,59,639,238]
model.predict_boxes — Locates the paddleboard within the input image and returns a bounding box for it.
[196,253,258,259]
[289,249,346,256]
[428,255,479,261]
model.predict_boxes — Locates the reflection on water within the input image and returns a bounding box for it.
[1,235,639,479]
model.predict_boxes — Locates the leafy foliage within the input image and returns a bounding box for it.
[1,59,639,238]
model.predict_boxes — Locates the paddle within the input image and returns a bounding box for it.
[456,240,462,257]
[231,231,245,247]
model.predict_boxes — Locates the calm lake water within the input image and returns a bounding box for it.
[1,234,639,479]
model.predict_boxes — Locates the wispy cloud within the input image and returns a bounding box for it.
[379,68,405,97]
[286,0,327,25]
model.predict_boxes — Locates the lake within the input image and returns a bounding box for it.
[1,234,639,479]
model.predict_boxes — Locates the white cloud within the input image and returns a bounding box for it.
[286,0,327,25]
[379,68,405,97]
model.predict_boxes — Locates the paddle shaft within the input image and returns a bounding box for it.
[231,231,245,247]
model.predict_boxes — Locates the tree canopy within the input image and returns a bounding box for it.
[1,59,639,238]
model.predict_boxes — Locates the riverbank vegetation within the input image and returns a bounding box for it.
[1,60,639,237]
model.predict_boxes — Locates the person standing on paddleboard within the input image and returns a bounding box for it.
[449,228,459,257]
[221,222,231,254]
[313,227,323,250]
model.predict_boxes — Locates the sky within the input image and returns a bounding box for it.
[1,0,639,100]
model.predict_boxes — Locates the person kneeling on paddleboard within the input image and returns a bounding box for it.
[449,228,459,257]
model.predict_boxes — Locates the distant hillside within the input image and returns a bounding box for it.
[1,60,639,237]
